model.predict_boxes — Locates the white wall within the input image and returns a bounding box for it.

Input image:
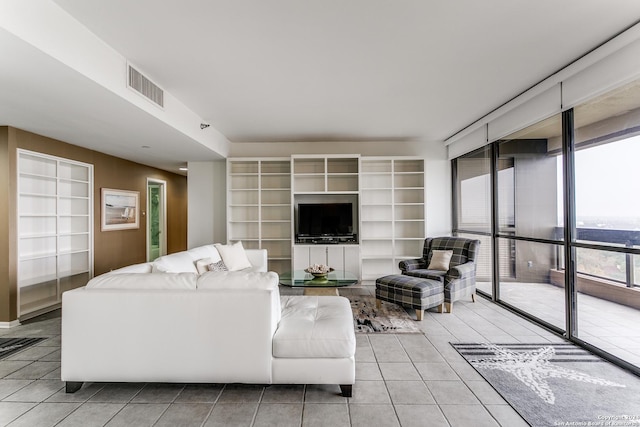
[187,161,227,247]
[187,140,453,247]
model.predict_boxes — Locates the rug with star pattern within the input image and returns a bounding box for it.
[452,342,640,427]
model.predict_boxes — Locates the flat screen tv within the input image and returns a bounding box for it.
[297,203,354,238]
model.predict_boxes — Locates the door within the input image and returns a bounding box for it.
[147,179,167,261]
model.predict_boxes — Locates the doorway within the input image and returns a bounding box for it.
[147,179,167,261]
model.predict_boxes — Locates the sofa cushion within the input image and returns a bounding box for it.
[274,296,356,359]
[86,272,197,290]
[196,270,278,290]
[153,252,198,274]
[214,241,252,271]
[108,262,153,274]
[187,244,222,263]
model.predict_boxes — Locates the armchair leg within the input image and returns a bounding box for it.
[471,292,476,302]
[437,303,444,313]
[416,309,424,321]
[445,302,452,313]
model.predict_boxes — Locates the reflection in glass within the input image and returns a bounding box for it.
[497,114,564,241]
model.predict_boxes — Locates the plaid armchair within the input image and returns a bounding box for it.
[399,237,480,313]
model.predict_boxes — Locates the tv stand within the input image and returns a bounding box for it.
[293,244,360,275]
[295,235,358,244]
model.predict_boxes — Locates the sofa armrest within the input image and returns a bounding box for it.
[399,258,426,273]
[246,249,268,272]
[446,262,475,281]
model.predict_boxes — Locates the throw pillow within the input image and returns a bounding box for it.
[207,260,228,272]
[427,250,454,271]
[195,257,216,274]
[214,241,252,271]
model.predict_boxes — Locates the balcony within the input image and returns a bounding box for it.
[475,227,640,368]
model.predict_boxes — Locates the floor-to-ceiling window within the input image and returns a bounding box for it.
[496,114,565,330]
[453,146,494,295]
[453,79,640,371]
[572,81,640,367]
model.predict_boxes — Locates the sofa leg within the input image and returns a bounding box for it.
[415,309,424,321]
[471,292,476,302]
[339,384,352,398]
[66,381,83,393]
[445,302,452,313]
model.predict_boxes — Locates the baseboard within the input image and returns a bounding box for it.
[0,320,21,329]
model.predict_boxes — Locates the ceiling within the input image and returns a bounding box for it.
[2,1,640,172]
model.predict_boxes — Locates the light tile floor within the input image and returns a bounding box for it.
[0,282,625,426]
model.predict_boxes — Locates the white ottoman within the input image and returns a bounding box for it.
[273,296,356,396]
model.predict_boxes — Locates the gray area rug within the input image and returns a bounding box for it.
[0,337,45,360]
[349,296,421,333]
[453,342,640,427]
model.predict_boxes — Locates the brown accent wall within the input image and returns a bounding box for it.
[0,127,188,322]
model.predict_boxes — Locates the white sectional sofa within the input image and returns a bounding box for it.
[61,243,356,397]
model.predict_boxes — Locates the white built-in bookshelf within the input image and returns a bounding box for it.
[227,158,292,274]
[227,155,425,279]
[17,149,93,316]
[359,158,425,280]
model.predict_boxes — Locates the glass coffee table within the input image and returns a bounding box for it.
[279,270,359,296]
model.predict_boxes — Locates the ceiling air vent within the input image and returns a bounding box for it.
[127,64,164,108]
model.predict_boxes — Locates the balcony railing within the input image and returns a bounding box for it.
[555,227,640,288]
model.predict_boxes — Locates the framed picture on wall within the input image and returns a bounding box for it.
[101,188,140,231]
